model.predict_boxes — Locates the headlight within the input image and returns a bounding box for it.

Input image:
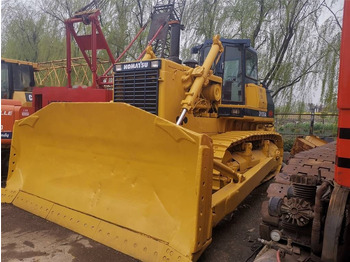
[115,64,122,71]
[151,60,160,68]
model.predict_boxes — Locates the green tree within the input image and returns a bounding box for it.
[1,0,342,112]
[1,0,64,62]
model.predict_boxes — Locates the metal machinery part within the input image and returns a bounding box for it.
[321,184,350,262]
[259,145,350,262]
[290,135,327,156]
[260,143,337,261]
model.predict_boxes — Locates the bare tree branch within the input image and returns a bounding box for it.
[313,18,340,56]
[322,1,342,30]
[272,54,325,97]
[251,0,271,47]
[263,0,325,89]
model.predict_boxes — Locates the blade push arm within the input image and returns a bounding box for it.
[176,35,223,125]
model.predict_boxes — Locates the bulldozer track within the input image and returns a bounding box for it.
[211,131,283,162]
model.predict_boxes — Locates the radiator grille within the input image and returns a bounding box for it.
[114,69,159,115]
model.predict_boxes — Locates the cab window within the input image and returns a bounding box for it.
[13,64,32,91]
[1,63,9,99]
[222,46,242,102]
[246,50,258,83]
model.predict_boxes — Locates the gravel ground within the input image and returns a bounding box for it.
[1,181,270,262]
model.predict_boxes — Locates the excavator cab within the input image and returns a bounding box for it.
[1,58,36,102]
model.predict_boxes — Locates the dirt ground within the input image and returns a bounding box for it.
[1,181,270,262]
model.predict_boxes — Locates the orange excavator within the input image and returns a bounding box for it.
[1,58,37,185]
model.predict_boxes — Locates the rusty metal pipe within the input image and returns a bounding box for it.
[311,181,328,255]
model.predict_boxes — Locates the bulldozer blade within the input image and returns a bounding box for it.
[2,103,214,261]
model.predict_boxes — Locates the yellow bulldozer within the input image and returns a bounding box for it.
[2,10,283,262]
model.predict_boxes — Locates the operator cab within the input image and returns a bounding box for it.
[1,59,36,100]
[192,39,258,105]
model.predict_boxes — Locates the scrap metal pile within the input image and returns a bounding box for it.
[258,142,348,261]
